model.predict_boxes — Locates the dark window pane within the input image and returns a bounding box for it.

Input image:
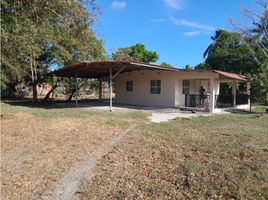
[126,81,133,92]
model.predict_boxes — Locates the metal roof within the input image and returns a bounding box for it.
[50,61,180,78]
[49,61,250,82]
[213,70,250,82]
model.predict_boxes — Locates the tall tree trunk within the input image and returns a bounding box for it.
[67,88,76,101]
[32,81,38,102]
[43,78,61,101]
[7,83,17,98]
[67,80,85,101]
[43,84,58,101]
[30,54,38,102]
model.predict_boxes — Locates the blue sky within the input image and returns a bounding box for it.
[94,0,259,68]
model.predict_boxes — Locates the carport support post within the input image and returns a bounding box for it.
[99,80,102,102]
[75,71,78,107]
[51,76,54,102]
[232,81,237,108]
[247,82,251,112]
[109,67,113,112]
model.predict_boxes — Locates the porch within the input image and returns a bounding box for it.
[182,71,250,113]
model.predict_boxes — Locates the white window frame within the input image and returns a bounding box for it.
[182,80,190,94]
[150,80,161,94]
[207,81,211,93]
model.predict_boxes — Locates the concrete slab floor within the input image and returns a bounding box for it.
[55,101,222,123]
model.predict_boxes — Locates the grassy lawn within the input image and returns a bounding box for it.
[80,111,268,199]
[1,101,267,199]
[1,101,147,200]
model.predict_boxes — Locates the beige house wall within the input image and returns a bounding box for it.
[115,70,219,108]
[115,70,176,107]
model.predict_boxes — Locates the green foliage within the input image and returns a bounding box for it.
[195,62,208,69]
[1,0,105,100]
[185,64,191,69]
[112,48,131,61]
[160,62,172,67]
[197,13,268,104]
[129,43,159,63]
[201,29,255,73]
[112,43,159,63]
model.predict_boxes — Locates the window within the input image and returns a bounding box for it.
[150,80,161,94]
[182,80,190,94]
[126,80,133,92]
[207,81,211,93]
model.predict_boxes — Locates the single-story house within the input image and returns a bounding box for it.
[50,61,250,113]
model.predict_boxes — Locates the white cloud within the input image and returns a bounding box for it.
[183,31,201,36]
[152,18,165,23]
[111,1,126,10]
[164,0,183,10]
[169,16,215,31]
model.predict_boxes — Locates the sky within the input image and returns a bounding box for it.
[93,0,260,68]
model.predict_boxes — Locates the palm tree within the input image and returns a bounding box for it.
[203,29,226,58]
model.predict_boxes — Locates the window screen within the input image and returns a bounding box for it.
[126,80,133,92]
[183,80,190,94]
[150,80,161,94]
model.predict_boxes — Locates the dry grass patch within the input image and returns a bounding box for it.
[80,113,268,200]
[1,102,148,200]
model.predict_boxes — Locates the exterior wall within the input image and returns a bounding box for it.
[115,70,219,108]
[115,70,177,107]
[175,71,219,108]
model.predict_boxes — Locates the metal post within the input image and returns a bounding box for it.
[247,82,251,112]
[51,76,54,102]
[99,80,102,102]
[75,71,78,107]
[109,67,113,112]
[232,81,236,108]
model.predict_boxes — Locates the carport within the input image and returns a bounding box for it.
[50,61,179,111]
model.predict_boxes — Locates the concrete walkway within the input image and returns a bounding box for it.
[150,112,212,123]
[56,101,214,123]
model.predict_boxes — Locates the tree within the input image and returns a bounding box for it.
[1,0,105,101]
[197,1,268,104]
[129,43,159,63]
[230,0,268,104]
[200,29,255,74]
[203,29,226,59]
[112,48,131,61]
[195,62,208,69]
[112,43,159,63]
[185,64,191,69]
[160,62,172,67]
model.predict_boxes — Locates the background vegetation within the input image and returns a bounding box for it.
[196,1,268,104]
[1,0,267,105]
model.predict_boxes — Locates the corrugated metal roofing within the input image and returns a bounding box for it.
[49,61,250,82]
[49,61,181,78]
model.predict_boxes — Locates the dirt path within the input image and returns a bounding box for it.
[50,126,135,200]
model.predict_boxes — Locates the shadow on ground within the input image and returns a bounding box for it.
[1,99,177,112]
